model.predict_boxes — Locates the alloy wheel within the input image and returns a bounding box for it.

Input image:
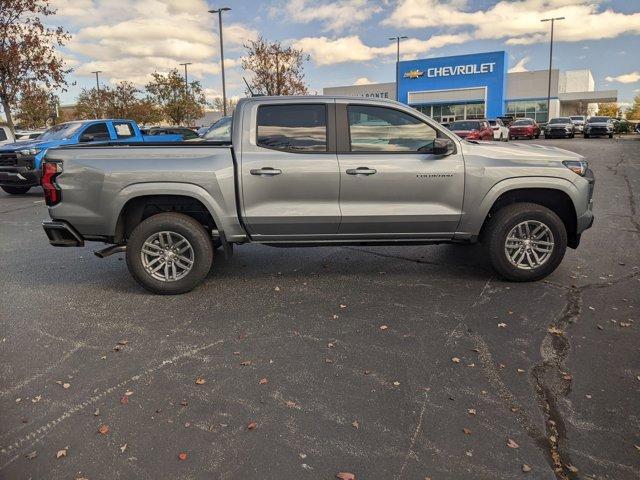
[141,231,195,282]
[504,220,554,270]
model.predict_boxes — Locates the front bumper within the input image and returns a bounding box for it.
[577,168,595,234]
[545,129,572,138]
[42,220,85,247]
[0,166,41,187]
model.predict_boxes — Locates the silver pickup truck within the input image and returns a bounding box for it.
[42,96,594,294]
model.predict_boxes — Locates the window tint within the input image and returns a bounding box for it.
[0,129,6,141]
[348,105,437,152]
[512,119,534,126]
[450,121,481,131]
[82,123,110,140]
[257,104,327,152]
[114,122,134,138]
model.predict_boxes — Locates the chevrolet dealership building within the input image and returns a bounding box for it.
[323,51,617,123]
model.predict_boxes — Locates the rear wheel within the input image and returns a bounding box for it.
[584,134,589,138]
[483,203,567,282]
[1,186,31,195]
[126,212,214,294]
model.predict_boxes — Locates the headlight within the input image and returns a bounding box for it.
[563,160,588,176]
[18,148,41,156]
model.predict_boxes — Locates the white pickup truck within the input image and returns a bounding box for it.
[41,96,594,294]
[0,125,15,147]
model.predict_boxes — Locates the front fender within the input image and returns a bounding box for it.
[457,176,580,236]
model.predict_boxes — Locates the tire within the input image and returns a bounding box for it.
[535,133,540,139]
[483,203,567,282]
[1,185,31,195]
[584,134,589,138]
[126,212,214,294]
[608,134,613,138]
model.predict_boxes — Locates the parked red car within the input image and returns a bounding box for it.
[448,119,494,140]
[508,118,541,140]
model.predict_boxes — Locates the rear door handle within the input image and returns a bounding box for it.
[346,167,377,175]
[250,167,282,176]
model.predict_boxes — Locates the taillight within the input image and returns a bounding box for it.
[466,130,480,140]
[42,161,62,206]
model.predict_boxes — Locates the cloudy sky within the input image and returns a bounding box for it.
[51,0,640,105]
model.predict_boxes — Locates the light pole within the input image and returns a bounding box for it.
[209,7,231,116]
[389,36,407,101]
[91,70,102,119]
[179,62,192,90]
[541,17,564,122]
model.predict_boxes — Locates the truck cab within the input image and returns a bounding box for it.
[0,119,183,195]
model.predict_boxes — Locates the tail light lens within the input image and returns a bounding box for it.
[42,161,62,206]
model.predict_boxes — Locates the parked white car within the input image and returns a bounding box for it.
[488,119,509,141]
[0,125,15,146]
[14,130,45,141]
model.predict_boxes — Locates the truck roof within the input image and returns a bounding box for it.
[238,95,402,106]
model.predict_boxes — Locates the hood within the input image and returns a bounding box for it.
[462,140,583,162]
[0,139,63,152]
[509,124,534,129]
[586,122,610,127]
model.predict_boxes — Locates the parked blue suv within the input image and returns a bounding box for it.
[0,119,182,195]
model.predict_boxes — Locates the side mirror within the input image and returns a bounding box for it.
[79,133,94,143]
[432,138,455,156]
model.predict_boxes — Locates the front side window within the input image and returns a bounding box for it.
[114,122,134,138]
[348,105,437,152]
[81,123,110,141]
[257,104,327,152]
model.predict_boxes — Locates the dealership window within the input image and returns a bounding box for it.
[347,105,437,152]
[413,102,485,122]
[506,101,548,123]
[257,104,327,152]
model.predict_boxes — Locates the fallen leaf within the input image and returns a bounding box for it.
[452,357,461,363]
[548,326,563,335]
[332,314,339,320]
[178,452,188,461]
[259,378,268,385]
[336,473,355,480]
[62,383,70,389]
[56,447,68,459]
[507,438,519,449]
[124,390,134,396]
[325,358,334,363]
[327,342,335,348]
[247,421,257,430]
[566,464,578,473]
[517,368,526,374]
[352,420,359,429]
[25,451,37,460]
[120,443,127,453]
[380,325,388,330]
[32,395,42,403]
[363,370,371,375]
[94,408,100,416]
[393,381,400,386]
[120,395,129,405]
[240,360,251,366]
[467,409,477,415]
[118,340,129,345]
[563,374,572,380]
[497,323,507,328]
[195,377,206,385]
[522,464,532,472]
[463,428,472,435]
[285,400,297,408]
[620,322,632,327]
[339,304,347,309]
[98,424,110,435]
[274,286,281,292]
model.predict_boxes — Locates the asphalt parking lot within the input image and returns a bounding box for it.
[1,136,639,480]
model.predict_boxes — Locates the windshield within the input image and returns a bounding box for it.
[570,116,584,121]
[588,117,609,123]
[449,121,481,130]
[202,116,232,141]
[512,119,534,126]
[38,122,84,141]
[549,118,571,124]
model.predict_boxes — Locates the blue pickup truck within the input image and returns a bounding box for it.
[0,119,182,195]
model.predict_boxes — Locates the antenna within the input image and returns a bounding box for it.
[242,77,255,96]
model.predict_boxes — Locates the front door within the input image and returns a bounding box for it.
[337,104,464,237]
[240,102,341,239]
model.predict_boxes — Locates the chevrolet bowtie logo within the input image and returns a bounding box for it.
[403,69,424,79]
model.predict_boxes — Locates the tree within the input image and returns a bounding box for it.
[145,69,207,125]
[242,36,309,96]
[212,96,238,114]
[74,87,111,120]
[15,83,56,129]
[0,0,71,132]
[597,102,621,118]
[626,94,640,121]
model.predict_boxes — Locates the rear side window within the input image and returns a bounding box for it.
[347,105,437,152]
[257,104,327,152]
[0,129,6,141]
[114,122,134,138]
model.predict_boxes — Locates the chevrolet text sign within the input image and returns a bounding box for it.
[426,62,495,78]
[397,51,508,120]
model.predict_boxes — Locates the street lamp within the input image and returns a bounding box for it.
[389,36,408,101]
[179,62,192,90]
[209,7,231,116]
[91,70,103,119]
[541,17,565,122]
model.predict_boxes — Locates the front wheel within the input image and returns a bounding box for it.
[608,133,613,138]
[483,203,567,282]
[126,212,214,294]
[1,185,31,195]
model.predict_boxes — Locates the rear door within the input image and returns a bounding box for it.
[240,101,341,239]
[336,102,464,237]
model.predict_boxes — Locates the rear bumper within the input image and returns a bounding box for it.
[42,220,85,247]
[0,166,41,187]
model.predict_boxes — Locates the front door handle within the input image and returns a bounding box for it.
[346,167,377,175]
[250,167,282,176]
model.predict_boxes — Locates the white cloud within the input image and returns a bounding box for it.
[508,56,530,73]
[294,33,471,66]
[274,0,382,32]
[54,0,256,86]
[605,72,640,84]
[354,77,373,85]
[382,0,640,45]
